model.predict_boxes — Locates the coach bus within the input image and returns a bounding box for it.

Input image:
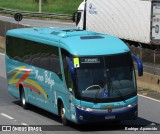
[5,28,143,125]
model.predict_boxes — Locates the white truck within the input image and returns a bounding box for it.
[74,0,160,48]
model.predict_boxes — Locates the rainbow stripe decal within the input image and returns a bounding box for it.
[7,66,48,99]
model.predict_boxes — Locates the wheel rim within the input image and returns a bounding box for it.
[22,92,25,105]
[61,107,65,119]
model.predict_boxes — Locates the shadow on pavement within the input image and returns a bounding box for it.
[13,100,61,123]
[13,100,159,131]
[68,117,159,131]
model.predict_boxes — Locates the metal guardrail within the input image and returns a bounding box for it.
[0,8,73,20]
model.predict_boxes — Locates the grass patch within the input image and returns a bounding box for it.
[139,88,157,92]
[0,37,4,49]
[0,0,82,15]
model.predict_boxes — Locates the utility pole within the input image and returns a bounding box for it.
[39,0,42,13]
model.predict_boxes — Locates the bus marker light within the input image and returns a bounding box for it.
[79,115,83,120]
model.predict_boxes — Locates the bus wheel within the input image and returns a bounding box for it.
[60,103,69,126]
[20,88,28,109]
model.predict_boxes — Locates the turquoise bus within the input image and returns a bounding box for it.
[5,28,143,125]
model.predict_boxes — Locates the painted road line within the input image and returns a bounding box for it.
[23,24,31,27]
[138,94,160,103]
[1,113,28,126]
[21,123,28,126]
[0,53,4,55]
[1,113,14,120]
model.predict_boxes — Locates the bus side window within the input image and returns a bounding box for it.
[6,36,61,79]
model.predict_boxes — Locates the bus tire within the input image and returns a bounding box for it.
[60,103,69,126]
[20,87,28,109]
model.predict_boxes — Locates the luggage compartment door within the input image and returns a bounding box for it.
[151,2,160,42]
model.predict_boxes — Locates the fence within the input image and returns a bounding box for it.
[130,46,160,76]
[0,8,73,20]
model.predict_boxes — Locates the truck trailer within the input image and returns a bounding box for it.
[74,0,160,48]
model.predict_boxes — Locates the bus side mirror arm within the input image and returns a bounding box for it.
[132,54,143,76]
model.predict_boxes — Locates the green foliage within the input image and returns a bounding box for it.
[0,0,82,15]
[142,88,156,92]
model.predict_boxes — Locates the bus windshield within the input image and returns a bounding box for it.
[74,52,136,102]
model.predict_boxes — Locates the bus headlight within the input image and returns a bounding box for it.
[127,102,137,108]
[76,105,93,112]
[127,104,132,108]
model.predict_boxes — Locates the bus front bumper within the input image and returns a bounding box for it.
[75,105,138,124]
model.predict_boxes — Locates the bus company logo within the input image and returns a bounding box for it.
[89,3,97,14]
[7,66,48,99]
[102,104,121,109]
[103,104,115,109]
[35,69,55,89]
[103,90,109,98]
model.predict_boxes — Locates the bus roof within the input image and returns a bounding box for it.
[6,28,130,56]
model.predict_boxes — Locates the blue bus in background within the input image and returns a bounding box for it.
[5,28,143,125]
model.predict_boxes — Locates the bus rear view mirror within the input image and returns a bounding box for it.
[132,54,143,76]
[66,57,76,79]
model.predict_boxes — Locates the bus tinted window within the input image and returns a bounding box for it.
[6,36,61,74]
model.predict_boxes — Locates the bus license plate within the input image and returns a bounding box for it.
[105,115,115,120]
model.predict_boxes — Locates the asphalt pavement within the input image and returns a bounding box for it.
[0,53,5,78]
[0,15,75,28]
